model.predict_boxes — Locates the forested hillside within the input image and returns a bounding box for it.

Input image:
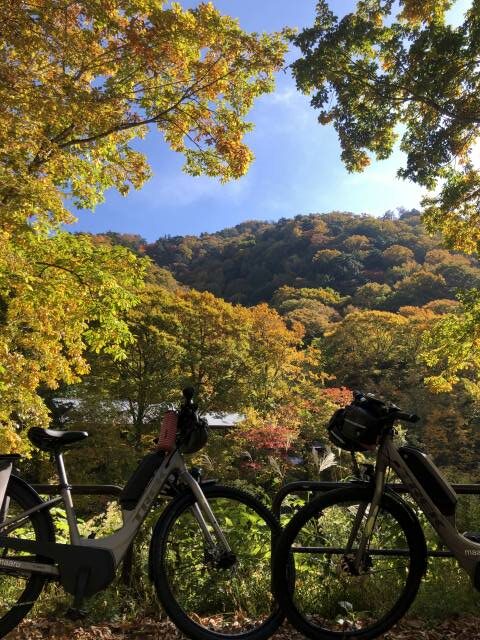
[100,210,480,347]
[105,210,480,309]
[5,0,480,632]
[89,211,480,474]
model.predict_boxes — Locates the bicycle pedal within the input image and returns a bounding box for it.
[66,607,87,621]
[464,531,480,544]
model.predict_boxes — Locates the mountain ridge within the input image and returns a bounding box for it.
[96,210,480,312]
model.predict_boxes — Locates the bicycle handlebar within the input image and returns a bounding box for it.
[395,411,420,424]
[353,391,420,424]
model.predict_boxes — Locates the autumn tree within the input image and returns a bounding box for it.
[75,287,315,442]
[322,308,442,401]
[421,289,480,393]
[2,0,288,231]
[245,304,307,412]
[0,0,288,449]
[343,235,371,253]
[229,306,331,482]
[291,0,480,252]
[271,286,342,340]
[324,311,410,393]
[279,301,340,341]
[272,285,343,308]
[382,245,415,267]
[389,270,448,308]
[172,290,253,412]
[85,285,184,450]
[353,282,391,309]
[0,233,147,451]
[293,0,480,396]
[74,286,252,452]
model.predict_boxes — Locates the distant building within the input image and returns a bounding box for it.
[53,398,243,431]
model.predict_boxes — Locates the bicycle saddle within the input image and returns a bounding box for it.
[28,427,88,452]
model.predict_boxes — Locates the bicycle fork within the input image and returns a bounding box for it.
[349,447,388,573]
[180,472,234,565]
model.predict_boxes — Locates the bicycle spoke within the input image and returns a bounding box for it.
[0,482,50,632]
[287,497,414,634]
[156,488,280,637]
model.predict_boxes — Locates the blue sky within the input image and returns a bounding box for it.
[71,0,471,241]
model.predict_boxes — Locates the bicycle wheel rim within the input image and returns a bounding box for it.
[154,485,283,640]
[0,482,49,634]
[274,488,425,640]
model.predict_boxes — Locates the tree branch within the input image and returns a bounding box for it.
[58,63,232,148]
[36,262,87,287]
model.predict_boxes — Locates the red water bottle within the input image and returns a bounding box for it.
[157,410,178,451]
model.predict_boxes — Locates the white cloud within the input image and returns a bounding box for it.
[253,81,315,133]
[136,169,251,209]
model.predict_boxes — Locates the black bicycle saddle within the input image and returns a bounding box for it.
[28,428,88,452]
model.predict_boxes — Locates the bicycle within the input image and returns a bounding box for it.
[0,388,284,640]
[272,390,480,640]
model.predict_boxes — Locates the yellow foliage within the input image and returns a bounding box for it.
[0,1,287,450]
[398,0,452,25]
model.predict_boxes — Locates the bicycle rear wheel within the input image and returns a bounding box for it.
[273,486,427,640]
[149,484,284,640]
[0,476,54,638]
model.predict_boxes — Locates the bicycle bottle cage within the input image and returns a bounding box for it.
[399,446,458,518]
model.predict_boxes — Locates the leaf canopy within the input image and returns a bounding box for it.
[291,0,480,251]
[1,0,288,235]
[0,0,288,448]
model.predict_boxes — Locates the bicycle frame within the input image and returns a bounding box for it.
[356,434,480,589]
[0,448,231,594]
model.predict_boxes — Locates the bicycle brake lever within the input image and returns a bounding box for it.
[396,411,420,423]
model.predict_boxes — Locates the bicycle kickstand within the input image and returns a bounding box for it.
[66,568,90,620]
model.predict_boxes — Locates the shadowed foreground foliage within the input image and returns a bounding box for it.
[9,616,480,640]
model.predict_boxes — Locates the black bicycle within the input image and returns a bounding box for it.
[0,388,284,640]
[272,391,480,640]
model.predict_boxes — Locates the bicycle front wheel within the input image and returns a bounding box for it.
[149,484,284,640]
[0,476,55,638]
[273,486,427,640]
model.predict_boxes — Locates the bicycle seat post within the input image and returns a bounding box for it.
[54,450,80,545]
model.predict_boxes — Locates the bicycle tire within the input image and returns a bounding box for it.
[0,476,55,638]
[272,485,427,640]
[149,483,284,640]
